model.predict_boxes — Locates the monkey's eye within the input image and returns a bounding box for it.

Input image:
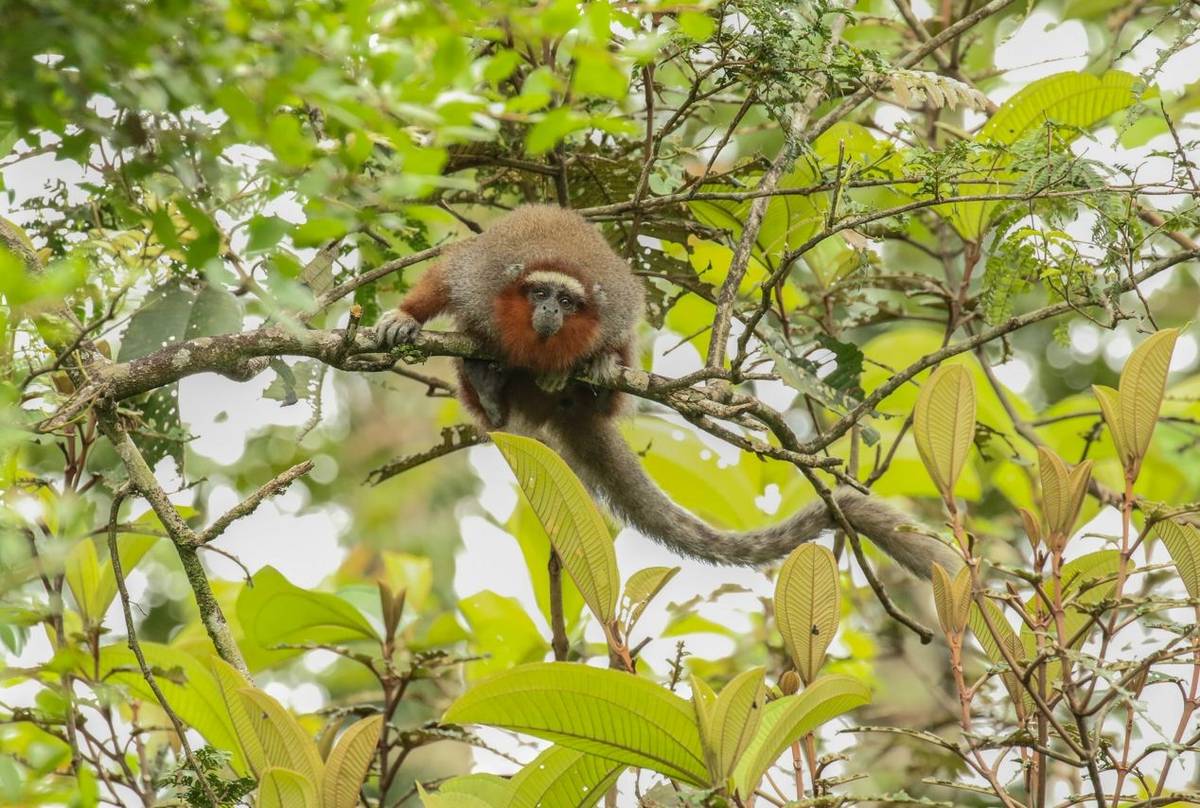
[559,296,572,308]
[531,289,547,300]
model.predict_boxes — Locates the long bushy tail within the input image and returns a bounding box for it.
[546,418,962,579]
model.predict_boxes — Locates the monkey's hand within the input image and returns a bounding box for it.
[374,309,421,348]
[536,372,570,393]
[582,352,623,385]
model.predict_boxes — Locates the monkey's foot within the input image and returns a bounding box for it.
[583,352,622,384]
[536,372,570,393]
[374,310,421,348]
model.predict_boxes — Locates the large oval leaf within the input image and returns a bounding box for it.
[442,661,708,785]
[95,643,245,774]
[322,715,383,808]
[491,433,619,624]
[731,674,870,798]
[236,566,378,652]
[775,544,840,685]
[509,745,625,808]
[913,364,976,500]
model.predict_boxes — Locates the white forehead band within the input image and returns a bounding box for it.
[523,270,586,299]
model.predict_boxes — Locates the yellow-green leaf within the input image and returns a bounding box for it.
[931,563,971,636]
[64,539,102,624]
[95,644,246,774]
[1092,384,1127,463]
[237,566,378,652]
[1157,520,1200,599]
[238,688,324,787]
[730,675,870,799]
[913,365,976,499]
[774,544,840,684]
[1117,328,1178,475]
[322,715,383,808]
[707,667,766,783]
[508,746,624,808]
[1037,447,1093,550]
[211,657,267,776]
[621,566,680,633]
[491,433,619,623]
[257,767,318,808]
[443,662,708,785]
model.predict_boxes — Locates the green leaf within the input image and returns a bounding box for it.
[417,783,496,808]
[979,70,1151,145]
[211,657,268,776]
[526,108,589,155]
[443,662,709,785]
[676,11,716,41]
[968,599,1028,711]
[509,745,624,808]
[571,48,628,100]
[63,539,102,625]
[256,767,318,808]
[458,590,548,678]
[706,667,766,783]
[96,644,245,773]
[491,433,619,624]
[322,715,383,808]
[1157,520,1200,599]
[247,215,291,254]
[238,687,324,786]
[268,113,313,167]
[1116,328,1178,476]
[621,566,679,634]
[913,364,976,500]
[774,544,840,685]
[506,499,586,635]
[931,563,971,636]
[1037,447,1093,549]
[433,773,514,806]
[731,675,870,799]
[88,533,159,627]
[237,566,378,652]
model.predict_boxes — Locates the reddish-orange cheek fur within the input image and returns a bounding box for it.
[493,287,600,372]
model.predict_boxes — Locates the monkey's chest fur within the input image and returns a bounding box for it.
[455,359,620,433]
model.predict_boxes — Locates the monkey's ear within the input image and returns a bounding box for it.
[503,262,524,280]
[591,282,608,306]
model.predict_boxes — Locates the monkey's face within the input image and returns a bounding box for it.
[525,280,583,339]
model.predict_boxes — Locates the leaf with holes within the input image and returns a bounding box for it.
[491,433,619,623]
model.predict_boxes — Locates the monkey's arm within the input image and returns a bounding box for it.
[376,264,450,347]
